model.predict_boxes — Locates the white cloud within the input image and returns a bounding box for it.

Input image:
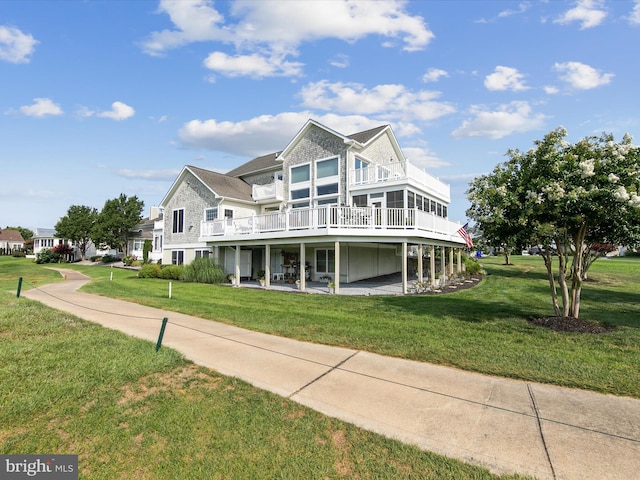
[97,101,135,120]
[114,169,181,181]
[229,0,433,52]
[422,68,448,83]
[544,85,560,95]
[402,146,449,169]
[19,98,63,117]
[203,51,303,77]
[498,2,531,18]
[554,0,607,29]
[0,25,38,63]
[142,0,433,77]
[141,0,227,56]
[484,66,529,91]
[299,80,455,123]
[451,101,547,139]
[329,53,350,68]
[553,61,614,89]
[630,0,640,25]
[178,112,386,156]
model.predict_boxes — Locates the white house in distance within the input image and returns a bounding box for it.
[0,228,24,253]
[160,119,468,294]
[127,206,164,263]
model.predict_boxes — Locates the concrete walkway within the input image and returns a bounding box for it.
[22,269,640,480]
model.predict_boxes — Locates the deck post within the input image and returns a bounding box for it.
[334,241,340,294]
[417,244,424,282]
[457,248,462,273]
[265,244,271,288]
[234,245,241,286]
[299,242,306,291]
[402,242,408,294]
[441,246,447,284]
[430,245,436,287]
[449,247,455,276]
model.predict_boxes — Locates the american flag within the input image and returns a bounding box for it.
[457,223,473,248]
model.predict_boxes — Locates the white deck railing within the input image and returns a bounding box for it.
[200,206,464,243]
[252,179,284,202]
[349,160,450,201]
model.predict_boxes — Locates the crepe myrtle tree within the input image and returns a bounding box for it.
[55,205,98,260]
[466,161,526,265]
[92,194,144,257]
[467,127,640,319]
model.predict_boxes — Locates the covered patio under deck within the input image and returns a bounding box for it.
[217,238,467,295]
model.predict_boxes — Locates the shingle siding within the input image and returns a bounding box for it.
[164,171,217,246]
[282,124,349,205]
[360,132,398,165]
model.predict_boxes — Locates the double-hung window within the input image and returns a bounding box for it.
[205,207,218,222]
[290,164,310,207]
[315,157,339,203]
[316,249,335,274]
[172,208,184,233]
[172,250,184,265]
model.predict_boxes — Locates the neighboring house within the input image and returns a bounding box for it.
[160,119,468,293]
[127,206,164,263]
[0,228,25,254]
[32,228,109,261]
[32,228,68,256]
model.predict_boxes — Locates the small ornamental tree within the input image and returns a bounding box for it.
[55,205,98,260]
[142,239,152,264]
[92,194,144,256]
[467,128,640,320]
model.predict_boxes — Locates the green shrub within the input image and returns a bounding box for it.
[123,255,136,266]
[90,255,102,262]
[138,264,162,279]
[12,251,26,258]
[463,256,482,275]
[182,257,226,284]
[35,249,62,264]
[101,254,118,264]
[159,265,184,280]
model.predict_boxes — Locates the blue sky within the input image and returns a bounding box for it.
[2,0,639,230]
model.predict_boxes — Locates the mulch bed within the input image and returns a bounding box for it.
[528,316,613,334]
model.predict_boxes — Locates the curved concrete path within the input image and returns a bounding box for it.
[22,269,640,480]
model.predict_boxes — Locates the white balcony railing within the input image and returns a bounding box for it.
[349,160,450,202]
[252,179,284,202]
[200,206,465,244]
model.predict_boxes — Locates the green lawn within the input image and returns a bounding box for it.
[1,257,528,479]
[43,255,640,399]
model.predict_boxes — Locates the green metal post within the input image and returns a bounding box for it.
[155,317,168,352]
[16,277,23,298]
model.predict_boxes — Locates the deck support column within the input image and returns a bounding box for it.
[334,241,340,294]
[299,242,306,291]
[402,242,408,294]
[417,244,424,282]
[234,245,241,286]
[449,247,454,276]
[265,244,271,288]
[430,245,436,287]
[457,248,462,274]
[441,246,446,285]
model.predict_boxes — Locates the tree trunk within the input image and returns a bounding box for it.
[556,240,570,317]
[541,250,560,316]
[569,225,588,318]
